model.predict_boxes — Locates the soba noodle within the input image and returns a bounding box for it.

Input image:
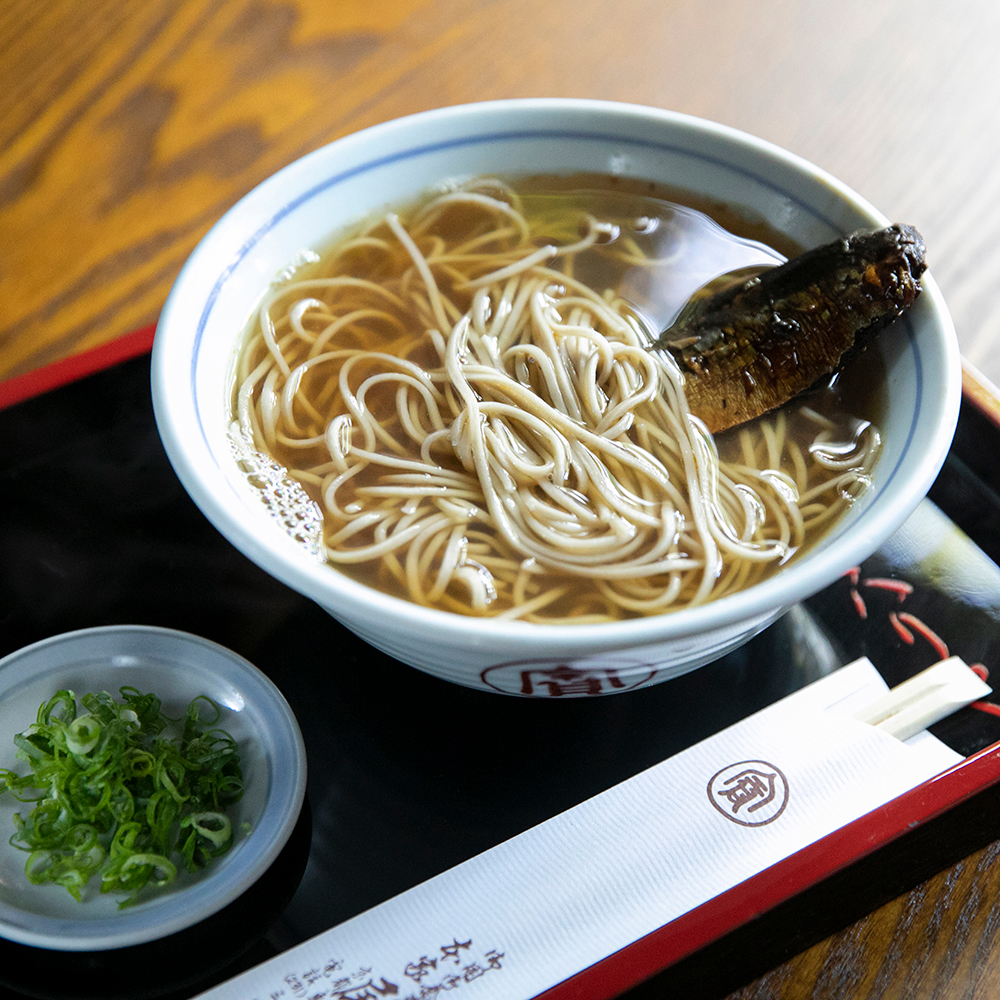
[229,177,880,623]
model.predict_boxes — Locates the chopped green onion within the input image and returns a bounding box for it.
[0,688,243,907]
[181,811,232,849]
[65,715,101,755]
[66,823,98,852]
[118,853,177,887]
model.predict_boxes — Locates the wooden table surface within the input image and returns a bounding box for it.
[4,2,1000,997]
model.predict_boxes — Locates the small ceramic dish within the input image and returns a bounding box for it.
[0,625,306,951]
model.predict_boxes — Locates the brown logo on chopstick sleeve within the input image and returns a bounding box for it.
[707,760,789,826]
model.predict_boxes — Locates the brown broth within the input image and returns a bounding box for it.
[231,175,883,621]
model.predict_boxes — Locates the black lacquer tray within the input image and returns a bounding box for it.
[2,350,1000,1000]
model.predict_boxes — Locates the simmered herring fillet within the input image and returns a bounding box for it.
[654,224,926,433]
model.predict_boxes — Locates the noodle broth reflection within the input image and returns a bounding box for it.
[229,177,880,623]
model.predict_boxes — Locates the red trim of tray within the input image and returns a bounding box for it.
[536,741,1000,1000]
[0,324,157,411]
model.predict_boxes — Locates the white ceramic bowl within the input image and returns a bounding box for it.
[0,626,306,950]
[151,99,961,697]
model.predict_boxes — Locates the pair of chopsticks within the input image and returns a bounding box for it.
[853,657,992,741]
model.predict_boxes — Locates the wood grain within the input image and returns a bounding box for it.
[731,840,1000,1000]
[3,2,1000,998]
[3,0,1000,382]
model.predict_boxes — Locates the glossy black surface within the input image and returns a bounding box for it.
[3,355,1000,998]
